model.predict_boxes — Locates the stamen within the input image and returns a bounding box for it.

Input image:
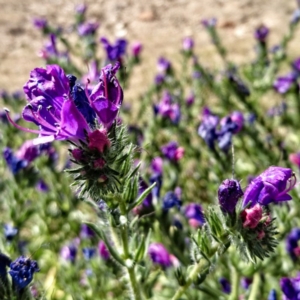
[28,107,57,132]
[4,108,42,135]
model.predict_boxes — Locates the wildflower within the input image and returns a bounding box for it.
[9,256,39,290]
[280,276,300,300]
[267,289,277,300]
[3,224,18,242]
[201,18,217,28]
[100,37,127,61]
[218,179,243,214]
[78,21,99,36]
[80,224,95,239]
[6,63,123,144]
[230,111,244,133]
[151,157,163,175]
[60,241,78,263]
[182,37,194,52]
[148,243,172,268]
[161,141,184,162]
[241,277,252,289]
[32,18,47,30]
[286,228,300,260]
[131,41,142,57]
[198,107,219,150]
[219,278,231,294]
[186,91,195,106]
[98,241,110,260]
[217,117,238,152]
[3,148,28,175]
[273,73,296,94]
[241,204,263,229]
[36,180,49,192]
[242,166,296,207]
[254,25,269,42]
[184,203,205,228]
[75,3,87,15]
[162,191,182,211]
[82,248,96,260]
[157,57,171,74]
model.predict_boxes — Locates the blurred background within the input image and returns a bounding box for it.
[0,0,298,98]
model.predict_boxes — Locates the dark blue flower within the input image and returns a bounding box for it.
[82,248,96,260]
[280,277,298,300]
[162,191,182,211]
[150,173,162,199]
[219,277,231,294]
[3,148,28,175]
[286,228,300,260]
[9,256,39,290]
[80,224,95,239]
[268,289,277,300]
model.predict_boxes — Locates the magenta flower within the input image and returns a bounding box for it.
[131,41,142,57]
[6,63,123,144]
[230,111,244,133]
[148,243,172,268]
[98,241,110,260]
[240,204,263,229]
[182,37,194,51]
[290,152,300,168]
[161,141,184,162]
[242,166,296,208]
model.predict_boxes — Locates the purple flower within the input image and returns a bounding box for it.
[273,73,296,94]
[16,141,40,163]
[4,224,18,242]
[131,42,142,57]
[291,9,300,25]
[241,277,252,290]
[218,179,243,213]
[150,173,162,199]
[219,278,231,294]
[3,147,29,175]
[98,241,110,260]
[290,152,300,168]
[154,74,165,86]
[75,4,87,15]
[286,228,300,260]
[148,243,172,268]
[78,21,99,36]
[32,18,47,30]
[184,203,205,227]
[161,141,184,162]
[217,117,238,152]
[80,224,95,239]
[60,239,79,263]
[198,107,219,150]
[151,157,163,175]
[36,179,49,192]
[280,276,300,300]
[9,256,39,290]
[292,57,300,73]
[100,37,127,61]
[6,63,123,144]
[162,191,182,211]
[157,57,171,74]
[186,91,195,106]
[230,111,244,133]
[201,18,217,28]
[254,25,269,42]
[182,37,194,51]
[242,166,296,208]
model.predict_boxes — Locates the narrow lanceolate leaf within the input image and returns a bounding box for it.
[127,182,156,212]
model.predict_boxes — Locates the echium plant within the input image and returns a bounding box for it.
[5,61,298,299]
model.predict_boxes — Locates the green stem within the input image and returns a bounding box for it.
[248,273,261,300]
[229,266,240,300]
[171,259,208,300]
[119,202,142,300]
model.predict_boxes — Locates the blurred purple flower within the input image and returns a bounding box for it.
[36,179,49,192]
[182,37,194,51]
[201,18,217,28]
[291,9,300,24]
[162,191,182,211]
[290,152,300,168]
[61,243,78,263]
[82,247,96,260]
[157,57,171,74]
[184,203,205,228]
[273,73,296,94]
[286,228,300,260]
[161,141,184,162]
[242,166,296,208]
[218,179,243,214]
[148,243,172,268]
[33,18,47,30]
[80,224,95,239]
[267,289,277,300]
[230,111,244,133]
[9,256,39,290]
[186,91,195,106]
[217,117,238,152]
[292,57,300,73]
[98,241,110,260]
[75,4,87,15]
[151,157,163,175]
[241,277,252,290]
[154,74,165,86]
[254,25,269,42]
[78,21,99,36]
[131,41,142,57]
[100,37,127,61]
[219,278,231,294]
[280,276,300,300]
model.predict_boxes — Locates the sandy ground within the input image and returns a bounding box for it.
[0,0,299,99]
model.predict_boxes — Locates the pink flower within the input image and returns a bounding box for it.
[241,204,263,229]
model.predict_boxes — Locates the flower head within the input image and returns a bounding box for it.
[161,141,184,162]
[157,57,171,74]
[240,204,263,229]
[131,42,142,57]
[162,191,182,211]
[98,241,110,260]
[201,18,217,28]
[184,203,205,227]
[148,243,172,268]
[242,166,296,208]
[254,25,269,42]
[78,21,99,36]
[182,37,194,51]
[219,278,231,294]
[9,256,39,290]
[218,179,243,213]
[286,228,300,260]
[4,224,18,242]
[100,37,127,61]
[273,73,296,94]
[280,276,300,300]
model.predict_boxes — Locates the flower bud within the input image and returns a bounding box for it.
[218,179,243,214]
[240,204,263,229]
